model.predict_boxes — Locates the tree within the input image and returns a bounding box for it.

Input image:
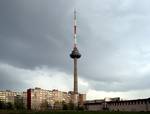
[14,97,25,110]
[62,101,68,110]
[78,106,84,110]
[6,102,14,109]
[54,101,62,110]
[40,100,49,110]
[0,101,6,109]
[68,101,74,110]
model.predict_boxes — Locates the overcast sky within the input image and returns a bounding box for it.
[0,0,150,100]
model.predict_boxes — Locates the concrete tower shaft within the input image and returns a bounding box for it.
[70,10,81,105]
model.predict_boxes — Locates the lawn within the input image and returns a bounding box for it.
[0,110,150,114]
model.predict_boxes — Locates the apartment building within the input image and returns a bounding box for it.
[27,88,71,110]
[0,91,6,102]
[22,92,27,109]
[27,88,86,110]
[0,90,28,109]
[0,90,18,104]
[27,88,49,110]
[0,88,86,110]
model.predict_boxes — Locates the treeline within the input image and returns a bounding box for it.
[0,101,25,110]
[0,101,84,110]
[39,101,84,110]
[62,102,84,110]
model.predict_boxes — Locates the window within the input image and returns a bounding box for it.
[134,101,136,105]
[141,101,143,104]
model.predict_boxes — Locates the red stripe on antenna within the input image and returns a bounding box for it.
[74,26,76,34]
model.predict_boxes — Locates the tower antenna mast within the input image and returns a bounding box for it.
[74,9,77,48]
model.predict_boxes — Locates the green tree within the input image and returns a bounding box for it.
[14,97,25,110]
[40,100,48,110]
[78,106,84,110]
[0,101,6,109]
[6,102,14,109]
[62,101,68,110]
[68,101,74,110]
[54,101,62,110]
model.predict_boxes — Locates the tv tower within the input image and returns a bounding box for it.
[70,10,81,106]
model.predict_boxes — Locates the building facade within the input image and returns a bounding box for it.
[84,98,150,112]
[0,90,27,109]
[108,98,150,112]
[27,88,49,110]
[84,99,105,111]
[27,88,86,110]
[22,92,27,109]
[78,94,86,107]
[0,88,86,110]
[0,90,18,104]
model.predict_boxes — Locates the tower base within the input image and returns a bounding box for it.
[73,93,78,109]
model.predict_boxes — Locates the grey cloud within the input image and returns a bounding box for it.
[0,0,75,71]
[1,0,150,93]
[89,75,150,92]
[0,63,29,91]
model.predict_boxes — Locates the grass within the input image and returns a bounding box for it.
[0,110,150,114]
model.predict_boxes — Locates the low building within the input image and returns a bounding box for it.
[84,99,105,111]
[108,98,150,112]
[84,98,150,112]
[78,94,86,107]
[68,91,86,107]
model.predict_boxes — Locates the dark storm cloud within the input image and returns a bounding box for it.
[1,0,150,95]
[76,0,150,92]
[0,0,74,70]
